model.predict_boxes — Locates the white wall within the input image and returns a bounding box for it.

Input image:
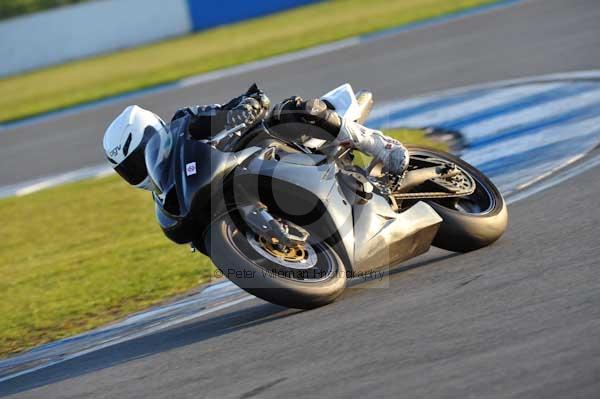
[0,0,192,77]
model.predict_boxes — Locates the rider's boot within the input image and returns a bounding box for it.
[337,118,410,176]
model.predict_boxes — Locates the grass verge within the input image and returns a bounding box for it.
[0,129,444,357]
[0,0,496,123]
[0,0,90,21]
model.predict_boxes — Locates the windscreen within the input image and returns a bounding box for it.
[144,123,174,194]
[321,83,361,121]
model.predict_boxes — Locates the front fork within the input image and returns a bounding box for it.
[240,204,310,247]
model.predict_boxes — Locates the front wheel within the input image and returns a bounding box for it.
[202,213,347,309]
[406,146,509,253]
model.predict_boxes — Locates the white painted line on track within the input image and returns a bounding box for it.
[462,115,600,165]
[0,290,251,384]
[0,164,112,199]
[378,83,568,128]
[461,88,600,141]
[371,70,600,119]
[507,153,600,204]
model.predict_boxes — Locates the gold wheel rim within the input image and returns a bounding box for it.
[258,236,307,263]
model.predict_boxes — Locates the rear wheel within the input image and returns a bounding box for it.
[202,212,346,309]
[406,146,508,252]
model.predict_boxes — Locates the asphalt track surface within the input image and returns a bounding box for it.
[2,0,600,397]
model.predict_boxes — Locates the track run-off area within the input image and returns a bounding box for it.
[1,0,600,397]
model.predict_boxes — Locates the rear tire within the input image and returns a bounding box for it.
[406,146,508,252]
[202,212,346,309]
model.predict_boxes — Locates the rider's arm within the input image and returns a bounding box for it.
[172,83,270,140]
[172,104,224,140]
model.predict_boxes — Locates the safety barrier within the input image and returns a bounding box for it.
[0,0,320,77]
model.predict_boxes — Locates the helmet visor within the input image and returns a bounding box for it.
[113,139,150,186]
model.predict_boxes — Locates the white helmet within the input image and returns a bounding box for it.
[103,105,170,190]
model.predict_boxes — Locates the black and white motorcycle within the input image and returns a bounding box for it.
[150,84,508,309]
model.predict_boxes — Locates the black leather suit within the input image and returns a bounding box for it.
[171,84,342,144]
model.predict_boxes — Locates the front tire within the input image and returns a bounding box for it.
[406,146,508,252]
[202,213,347,309]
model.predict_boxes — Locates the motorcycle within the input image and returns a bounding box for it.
[149,84,508,309]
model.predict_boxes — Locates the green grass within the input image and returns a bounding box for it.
[0,129,444,357]
[0,0,495,123]
[0,0,90,21]
[388,128,448,151]
[0,176,215,358]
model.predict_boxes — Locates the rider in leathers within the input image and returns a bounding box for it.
[174,84,409,176]
[102,84,409,191]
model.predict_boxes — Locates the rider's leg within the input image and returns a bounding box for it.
[268,97,409,175]
[268,96,342,141]
[337,119,409,176]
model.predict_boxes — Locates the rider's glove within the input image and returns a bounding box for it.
[225,86,271,130]
[244,83,271,109]
[226,97,263,129]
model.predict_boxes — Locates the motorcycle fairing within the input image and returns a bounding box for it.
[154,114,443,272]
[351,197,442,273]
[234,151,443,274]
[153,116,260,244]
